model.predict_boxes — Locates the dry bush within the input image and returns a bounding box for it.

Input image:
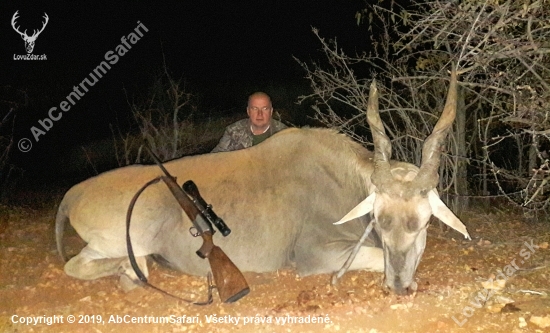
[298,0,550,215]
[0,87,27,201]
[111,69,226,165]
[397,0,550,213]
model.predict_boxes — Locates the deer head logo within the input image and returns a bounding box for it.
[11,10,49,54]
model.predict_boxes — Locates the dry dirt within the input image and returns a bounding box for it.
[1,200,549,333]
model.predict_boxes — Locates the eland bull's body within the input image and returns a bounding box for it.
[57,128,384,284]
[56,69,469,295]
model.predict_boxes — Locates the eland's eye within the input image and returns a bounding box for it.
[378,217,392,231]
[405,218,420,232]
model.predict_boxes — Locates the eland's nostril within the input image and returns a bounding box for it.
[388,277,418,295]
[394,286,409,295]
[384,276,418,295]
[390,285,413,295]
[393,277,402,291]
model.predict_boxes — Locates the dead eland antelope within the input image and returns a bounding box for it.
[56,68,469,295]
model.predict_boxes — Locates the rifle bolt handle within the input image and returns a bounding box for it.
[189,227,200,237]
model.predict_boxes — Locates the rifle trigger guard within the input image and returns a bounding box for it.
[189,227,200,237]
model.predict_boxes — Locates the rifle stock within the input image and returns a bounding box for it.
[157,175,249,303]
[202,232,250,303]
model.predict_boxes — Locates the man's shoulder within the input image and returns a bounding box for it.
[271,119,288,131]
[225,119,250,132]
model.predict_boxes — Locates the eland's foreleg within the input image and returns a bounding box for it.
[63,245,149,291]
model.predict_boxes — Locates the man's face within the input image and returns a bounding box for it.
[247,95,273,130]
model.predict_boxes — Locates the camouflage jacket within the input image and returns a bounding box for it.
[211,119,288,153]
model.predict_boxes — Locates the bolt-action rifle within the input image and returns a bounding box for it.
[146,148,250,303]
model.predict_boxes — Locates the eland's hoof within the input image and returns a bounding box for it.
[119,274,141,292]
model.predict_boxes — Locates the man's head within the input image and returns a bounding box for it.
[247,92,273,134]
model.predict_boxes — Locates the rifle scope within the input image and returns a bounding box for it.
[183,180,231,237]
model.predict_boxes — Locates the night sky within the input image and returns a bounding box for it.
[0,1,370,180]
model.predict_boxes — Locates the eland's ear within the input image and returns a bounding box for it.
[428,190,471,239]
[334,192,376,225]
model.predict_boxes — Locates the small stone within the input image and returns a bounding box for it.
[486,303,504,313]
[481,279,505,290]
[530,315,550,328]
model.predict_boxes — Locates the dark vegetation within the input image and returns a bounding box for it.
[1,0,549,222]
